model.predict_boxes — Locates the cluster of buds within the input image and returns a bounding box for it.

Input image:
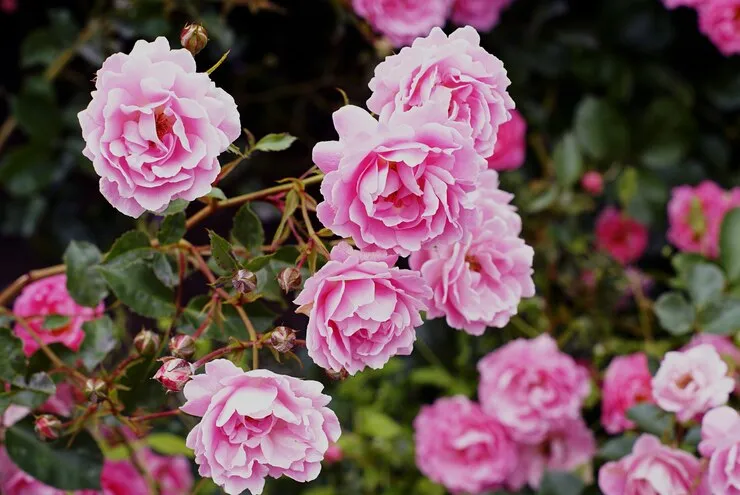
[270,326,296,353]
[34,415,61,441]
[153,357,193,392]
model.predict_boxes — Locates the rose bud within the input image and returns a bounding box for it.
[153,358,192,392]
[324,443,343,464]
[325,368,349,381]
[270,326,297,353]
[169,334,196,360]
[581,171,604,196]
[134,329,160,355]
[180,23,208,56]
[232,269,258,295]
[277,267,302,293]
[85,378,107,401]
[34,415,62,441]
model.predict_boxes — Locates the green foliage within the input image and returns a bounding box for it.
[79,316,117,371]
[653,292,695,335]
[158,212,187,245]
[232,202,265,254]
[627,404,674,437]
[64,241,109,308]
[253,133,297,152]
[98,260,175,318]
[721,208,740,284]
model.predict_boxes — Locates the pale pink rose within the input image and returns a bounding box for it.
[351,0,452,47]
[368,26,514,160]
[451,0,514,32]
[506,418,596,491]
[599,434,707,495]
[12,274,103,357]
[181,360,341,495]
[601,353,654,434]
[1,404,28,428]
[414,396,517,494]
[652,344,734,422]
[99,459,149,495]
[144,450,193,495]
[700,407,740,494]
[293,242,431,374]
[581,171,604,196]
[78,37,240,217]
[477,334,590,443]
[595,207,648,265]
[486,109,527,170]
[699,0,740,56]
[667,181,739,259]
[314,104,484,256]
[410,170,534,335]
[684,334,740,365]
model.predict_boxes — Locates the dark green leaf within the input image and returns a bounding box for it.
[598,435,637,460]
[11,372,56,409]
[206,187,227,201]
[79,316,117,371]
[152,252,179,288]
[12,82,62,140]
[104,230,150,263]
[574,96,629,160]
[158,212,186,245]
[20,30,60,68]
[553,133,583,187]
[721,208,740,284]
[42,315,70,330]
[232,203,265,254]
[538,471,585,495]
[654,292,695,335]
[161,199,189,216]
[638,98,694,169]
[0,328,26,381]
[64,241,108,308]
[253,133,297,152]
[208,230,239,273]
[687,263,725,308]
[243,254,273,272]
[0,145,56,197]
[626,403,673,437]
[98,260,175,318]
[700,297,740,335]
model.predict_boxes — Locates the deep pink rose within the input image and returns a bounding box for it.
[144,450,193,495]
[351,0,452,47]
[506,418,596,491]
[12,274,103,357]
[99,459,149,495]
[477,334,589,443]
[414,396,517,494]
[78,37,240,217]
[581,171,604,196]
[181,360,341,495]
[601,353,654,434]
[1,0,16,13]
[700,406,740,494]
[599,434,707,495]
[595,207,648,265]
[368,26,514,160]
[652,344,734,422]
[0,448,66,495]
[410,170,534,335]
[314,104,483,255]
[667,181,740,259]
[486,109,527,171]
[294,242,431,374]
[451,0,514,31]
[699,0,740,56]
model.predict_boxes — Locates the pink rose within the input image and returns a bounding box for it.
[595,207,648,265]
[699,406,740,494]
[323,444,343,464]
[12,275,103,357]
[413,396,517,494]
[684,333,740,365]
[1,0,16,13]
[410,170,534,335]
[506,418,596,491]
[293,242,431,374]
[181,360,341,495]
[581,171,604,196]
[368,26,514,160]
[667,181,740,259]
[314,104,483,255]
[477,334,590,443]
[351,0,452,47]
[78,37,240,217]
[601,353,654,434]
[99,459,149,495]
[699,0,740,56]
[652,344,734,422]
[451,0,514,32]
[144,450,193,495]
[486,109,527,171]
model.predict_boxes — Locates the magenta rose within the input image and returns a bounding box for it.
[699,0,740,56]
[143,450,193,495]
[451,0,514,32]
[351,0,452,47]
[410,170,534,335]
[12,274,103,357]
[595,207,648,265]
[652,344,734,423]
[181,360,341,495]
[477,334,590,443]
[78,37,240,217]
[98,459,149,495]
[699,406,740,494]
[486,108,527,171]
[414,396,517,494]
[601,353,654,434]
[314,104,483,255]
[294,242,431,375]
[368,26,514,160]
[599,434,708,495]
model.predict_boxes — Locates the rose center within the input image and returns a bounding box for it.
[465,254,481,272]
[155,111,175,140]
[675,373,694,389]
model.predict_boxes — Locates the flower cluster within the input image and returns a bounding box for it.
[662,0,740,55]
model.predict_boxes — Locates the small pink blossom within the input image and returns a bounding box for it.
[294,242,431,375]
[143,450,194,495]
[78,37,240,217]
[477,334,590,444]
[99,459,149,495]
[368,26,514,160]
[699,0,740,56]
[351,0,453,47]
[599,434,707,495]
[323,444,343,464]
[487,109,527,171]
[595,207,649,265]
[451,0,514,32]
[414,396,517,494]
[581,171,604,196]
[181,360,340,495]
[652,344,734,422]
[12,274,103,357]
[699,406,740,494]
[601,353,654,434]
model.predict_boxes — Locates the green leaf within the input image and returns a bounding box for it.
[208,230,239,273]
[618,167,638,207]
[206,187,227,200]
[232,203,265,254]
[0,328,25,381]
[538,471,585,495]
[42,315,70,330]
[78,316,117,371]
[6,418,104,490]
[104,230,150,263]
[654,291,695,335]
[721,208,740,284]
[272,190,300,246]
[243,254,273,272]
[638,98,694,169]
[64,241,108,308]
[160,199,189,216]
[700,297,740,335]
[409,367,470,395]
[146,433,194,458]
[0,144,56,197]
[12,82,62,140]
[626,403,673,437]
[253,133,297,152]
[687,263,725,308]
[158,212,186,245]
[598,435,637,460]
[672,253,706,289]
[574,96,629,160]
[11,372,56,409]
[98,260,175,318]
[152,252,179,288]
[553,133,583,187]
[20,30,60,68]
[355,408,403,440]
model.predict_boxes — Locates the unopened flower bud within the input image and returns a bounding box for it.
[270,326,296,353]
[232,269,258,294]
[153,358,192,392]
[180,23,208,56]
[169,334,196,360]
[325,368,349,381]
[324,443,343,464]
[34,415,62,441]
[85,378,107,401]
[581,171,604,196]
[277,267,302,293]
[134,329,160,355]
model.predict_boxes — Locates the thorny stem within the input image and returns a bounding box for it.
[129,409,182,423]
[300,192,331,259]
